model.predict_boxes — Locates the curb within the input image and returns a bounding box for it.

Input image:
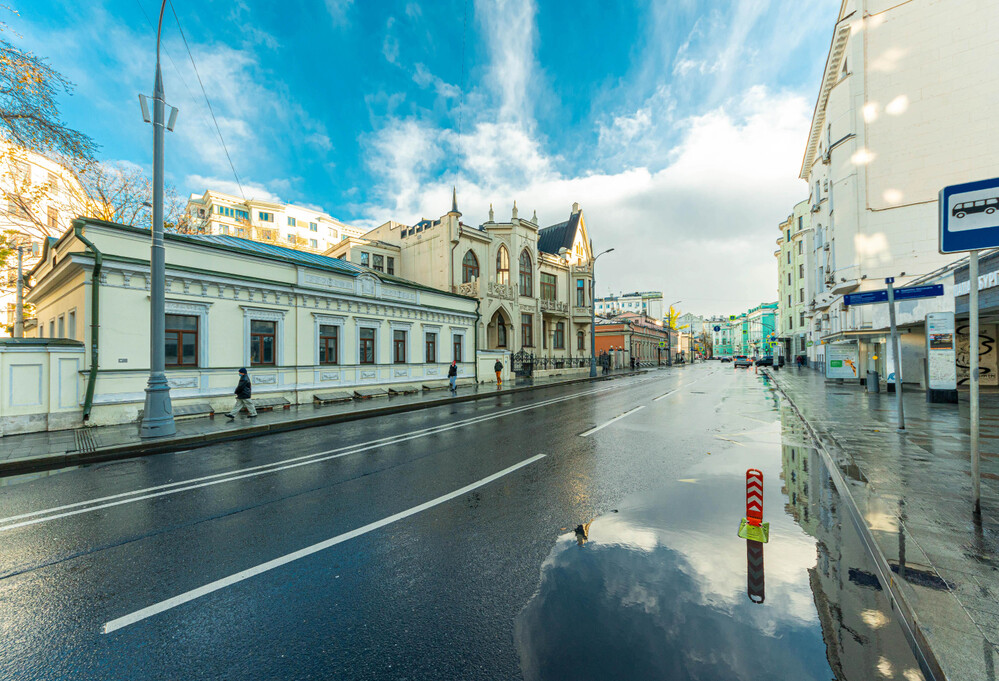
[762,369,946,681]
[1,370,653,478]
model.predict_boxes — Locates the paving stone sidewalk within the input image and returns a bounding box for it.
[767,367,999,681]
[0,367,662,477]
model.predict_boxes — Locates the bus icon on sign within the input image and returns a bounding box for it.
[953,197,999,218]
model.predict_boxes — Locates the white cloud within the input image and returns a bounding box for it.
[324,0,354,26]
[185,174,283,204]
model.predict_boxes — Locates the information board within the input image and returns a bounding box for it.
[926,312,957,390]
[826,343,859,380]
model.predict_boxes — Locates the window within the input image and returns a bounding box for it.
[786,229,791,241]
[799,288,805,303]
[541,273,557,300]
[387,257,395,275]
[788,295,792,307]
[233,209,249,221]
[288,217,296,227]
[519,249,532,294]
[7,198,27,219]
[799,264,804,279]
[462,250,479,283]
[57,315,64,338]
[799,312,805,327]
[286,234,295,243]
[319,325,338,365]
[310,239,318,249]
[359,328,376,364]
[258,211,273,222]
[165,314,199,367]
[521,313,533,347]
[786,251,790,264]
[787,272,791,286]
[68,310,76,340]
[542,320,547,349]
[47,207,58,229]
[310,222,318,232]
[331,229,338,240]
[425,332,437,363]
[250,320,276,365]
[496,246,510,285]
[12,160,28,185]
[47,171,58,191]
[576,279,585,307]
[49,320,54,337]
[393,330,407,363]
[453,334,463,362]
[797,216,802,230]
[554,322,565,349]
[497,320,507,347]
[373,254,384,272]
[360,252,370,266]
[798,241,803,255]
[577,331,586,351]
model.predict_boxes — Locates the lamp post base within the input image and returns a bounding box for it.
[140,373,176,438]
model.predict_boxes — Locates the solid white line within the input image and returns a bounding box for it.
[0,383,625,531]
[654,390,677,402]
[579,406,646,437]
[102,453,547,634]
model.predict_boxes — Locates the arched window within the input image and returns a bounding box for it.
[462,250,479,283]
[554,322,565,349]
[496,246,510,285]
[519,249,532,294]
[497,319,507,347]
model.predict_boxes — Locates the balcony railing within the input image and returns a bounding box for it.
[487,281,518,300]
[540,298,568,313]
[454,279,480,297]
[572,306,591,318]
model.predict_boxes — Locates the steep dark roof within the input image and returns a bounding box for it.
[537,211,580,255]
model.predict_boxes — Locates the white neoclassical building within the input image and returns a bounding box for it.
[360,194,597,369]
[802,0,999,375]
[10,217,477,431]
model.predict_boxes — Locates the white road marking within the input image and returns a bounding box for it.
[579,406,646,437]
[102,453,547,634]
[1,376,665,531]
[654,390,677,402]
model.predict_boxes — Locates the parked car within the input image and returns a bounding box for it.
[733,355,752,368]
[755,356,774,367]
[719,356,732,363]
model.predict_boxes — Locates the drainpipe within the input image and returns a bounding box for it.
[474,298,480,383]
[74,222,102,421]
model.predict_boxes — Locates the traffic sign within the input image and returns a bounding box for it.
[713,325,721,332]
[940,176,999,253]
[658,340,666,349]
[843,284,943,306]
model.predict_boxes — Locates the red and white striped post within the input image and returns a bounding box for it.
[738,468,769,543]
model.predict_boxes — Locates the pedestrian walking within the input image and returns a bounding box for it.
[225,368,257,419]
[448,360,458,393]
[494,358,503,386]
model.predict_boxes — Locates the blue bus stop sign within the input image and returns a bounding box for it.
[940,176,999,253]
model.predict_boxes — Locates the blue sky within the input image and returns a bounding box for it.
[14,0,840,315]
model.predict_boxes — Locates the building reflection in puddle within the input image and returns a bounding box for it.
[515,407,925,681]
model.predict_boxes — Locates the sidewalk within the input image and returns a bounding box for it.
[766,367,998,681]
[0,368,655,478]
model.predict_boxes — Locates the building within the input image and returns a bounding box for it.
[325,236,401,275]
[360,195,596,370]
[775,200,812,361]
[11,217,477,432]
[182,190,365,253]
[0,143,92,334]
[706,316,734,357]
[595,291,664,320]
[595,312,672,366]
[746,302,778,357]
[801,0,999,374]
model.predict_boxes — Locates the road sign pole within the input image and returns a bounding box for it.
[969,250,981,516]
[886,278,905,430]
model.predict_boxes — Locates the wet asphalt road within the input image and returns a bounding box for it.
[0,364,924,680]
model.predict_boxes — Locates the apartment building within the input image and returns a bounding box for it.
[802,0,999,375]
[775,200,812,360]
[183,190,365,253]
[595,291,664,320]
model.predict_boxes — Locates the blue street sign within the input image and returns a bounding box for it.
[844,284,944,307]
[940,176,999,253]
[713,325,721,332]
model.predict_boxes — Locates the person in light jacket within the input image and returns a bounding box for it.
[448,360,458,393]
[225,368,257,419]
[494,359,503,386]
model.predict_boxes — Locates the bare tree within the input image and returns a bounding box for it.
[0,11,95,161]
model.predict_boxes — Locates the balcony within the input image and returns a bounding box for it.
[487,281,518,300]
[572,305,592,320]
[454,279,480,298]
[540,298,568,314]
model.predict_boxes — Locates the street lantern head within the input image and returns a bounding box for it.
[138,94,151,124]
[166,106,179,132]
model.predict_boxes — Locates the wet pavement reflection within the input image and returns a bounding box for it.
[515,405,927,681]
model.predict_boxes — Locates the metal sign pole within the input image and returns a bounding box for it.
[886,277,905,430]
[969,250,981,516]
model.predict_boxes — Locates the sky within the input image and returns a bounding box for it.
[12,0,841,317]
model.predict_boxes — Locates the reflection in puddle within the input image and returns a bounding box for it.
[0,466,79,487]
[516,408,925,681]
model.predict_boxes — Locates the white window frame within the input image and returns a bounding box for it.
[241,306,286,367]
[450,328,466,363]
[167,300,212,368]
[68,308,77,341]
[313,314,345,366]
[423,324,441,363]
[356,320,380,365]
[390,321,413,364]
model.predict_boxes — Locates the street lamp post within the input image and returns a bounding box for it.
[139,0,178,438]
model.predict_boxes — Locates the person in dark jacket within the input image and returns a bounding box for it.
[494,359,503,386]
[225,368,257,419]
[448,360,458,393]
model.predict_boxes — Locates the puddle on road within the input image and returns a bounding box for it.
[515,407,927,681]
